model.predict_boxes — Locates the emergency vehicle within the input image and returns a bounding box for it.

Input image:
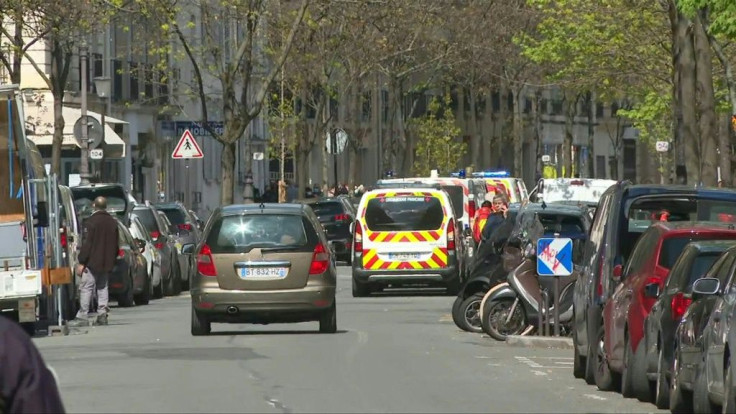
[351,186,464,296]
[469,171,529,204]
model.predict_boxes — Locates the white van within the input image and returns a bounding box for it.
[351,187,463,296]
[530,178,617,208]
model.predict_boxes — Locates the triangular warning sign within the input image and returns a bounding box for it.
[172,129,204,159]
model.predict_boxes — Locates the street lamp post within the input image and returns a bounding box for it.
[93,76,111,181]
[79,45,91,185]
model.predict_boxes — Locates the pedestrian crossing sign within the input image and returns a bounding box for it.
[172,129,203,159]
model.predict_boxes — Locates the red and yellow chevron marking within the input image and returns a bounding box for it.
[365,227,445,243]
[362,247,449,270]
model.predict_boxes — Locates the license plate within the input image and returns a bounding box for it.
[238,267,289,279]
[388,253,421,261]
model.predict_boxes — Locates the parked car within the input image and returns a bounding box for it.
[129,216,162,299]
[131,204,181,297]
[642,239,736,408]
[303,196,356,264]
[189,203,337,335]
[671,247,736,413]
[572,184,736,385]
[111,219,150,307]
[154,202,201,290]
[57,185,82,320]
[70,183,134,225]
[157,210,191,291]
[599,222,736,398]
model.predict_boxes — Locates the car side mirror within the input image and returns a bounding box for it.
[612,264,623,283]
[349,221,355,235]
[181,243,196,254]
[692,277,720,300]
[644,282,660,298]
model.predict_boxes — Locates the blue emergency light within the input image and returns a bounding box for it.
[449,169,467,178]
[471,170,510,178]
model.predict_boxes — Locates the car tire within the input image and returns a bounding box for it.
[594,325,619,392]
[319,302,337,334]
[693,361,717,414]
[191,304,210,336]
[456,292,484,333]
[173,259,182,296]
[573,327,586,379]
[134,275,151,306]
[117,277,135,308]
[621,334,635,398]
[652,346,670,409]
[451,295,465,330]
[669,348,692,414]
[724,359,736,414]
[481,297,528,341]
[352,278,370,297]
[584,320,597,385]
[153,276,164,299]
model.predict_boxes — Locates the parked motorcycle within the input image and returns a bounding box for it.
[479,212,581,341]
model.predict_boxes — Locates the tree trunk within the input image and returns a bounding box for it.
[321,93,329,193]
[694,13,717,187]
[587,92,595,178]
[719,114,732,186]
[219,141,236,205]
[50,91,64,177]
[562,93,575,178]
[533,90,543,183]
[511,87,523,177]
[482,89,493,168]
[469,89,481,169]
[674,10,699,184]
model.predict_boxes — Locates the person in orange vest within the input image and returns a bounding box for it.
[472,200,493,244]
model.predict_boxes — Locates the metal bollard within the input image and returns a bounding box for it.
[540,290,550,336]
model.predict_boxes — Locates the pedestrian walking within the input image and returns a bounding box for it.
[68,196,119,327]
[0,317,66,413]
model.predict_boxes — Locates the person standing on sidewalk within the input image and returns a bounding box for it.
[68,196,119,327]
[0,317,66,413]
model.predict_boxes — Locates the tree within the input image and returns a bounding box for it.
[411,94,464,176]
[136,0,309,204]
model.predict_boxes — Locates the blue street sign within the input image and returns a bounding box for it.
[536,237,573,276]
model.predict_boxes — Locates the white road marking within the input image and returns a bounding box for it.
[515,356,543,368]
[584,394,607,401]
[532,370,548,376]
[516,356,573,369]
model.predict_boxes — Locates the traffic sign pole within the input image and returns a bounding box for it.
[554,277,560,337]
[332,130,338,192]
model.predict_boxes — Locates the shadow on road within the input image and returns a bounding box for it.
[209,329,349,336]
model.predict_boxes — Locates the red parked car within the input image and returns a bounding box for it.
[600,221,736,400]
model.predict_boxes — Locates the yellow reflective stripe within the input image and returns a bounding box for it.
[363,249,376,263]
[434,249,448,264]
[405,233,420,243]
[387,261,401,269]
[372,259,385,269]
[425,258,439,268]
[410,261,423,269]
[374,232,391,243]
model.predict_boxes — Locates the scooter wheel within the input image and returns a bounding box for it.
[481,297,528,341]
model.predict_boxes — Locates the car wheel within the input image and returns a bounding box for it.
[153,275,164,299]
[173,259,182,295]
[481,297,528,341]
[724,359,736,414]
[117,276,135,307]
[669,348,692,413]
[621,333,635,398]
[191,304,210,336]
[573,327,586,379]
[584,320,597,385]
[693,361,717,414]
[451,295,465,330]
[652,346,670,409]
[352,278,370,297]
[134,275,151,306]
[594,325,619,392]
[319,302,337,334]
[456,292,484,333]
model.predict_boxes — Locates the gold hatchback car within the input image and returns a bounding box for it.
[185,203,337,335]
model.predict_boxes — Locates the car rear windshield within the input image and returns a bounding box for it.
[538,214,587,237]
[159,208,187,225]
[659,236,727,269]
[686,253,722,289]
[207,214,312,253]
[309,202,343,218]
[71,188,126,215]
[364,195,444,231]
[132,209,160,233]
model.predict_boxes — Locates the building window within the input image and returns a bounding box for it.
[158,70,168,105]
[507,92,513,112]
[596,102,604,118]
[329,95,338,122]
[551,99,563,115]
[524,97,532,114]
[596,155,606,178]
[112,59,123,102]
[381,90,388,122]
[361,91,371,122]
[491,91,500,113]
[129,62,139,102]
[144,64,154,102]
[611,101,620,117]
[540,98,548,115]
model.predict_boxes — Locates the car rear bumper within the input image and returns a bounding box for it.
[352,264,459,284]
[191,285,335,323]
[328,238,351,257]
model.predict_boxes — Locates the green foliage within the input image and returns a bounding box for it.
[617,91,672,152]
[411,94,465,176]
[266,89,299,159]
[678,0,736,39]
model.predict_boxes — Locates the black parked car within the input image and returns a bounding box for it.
[305,196,356,264]
[572,183,736,387]
[642,240,736,408]
[111,219,150,307]
[131,204,182,297]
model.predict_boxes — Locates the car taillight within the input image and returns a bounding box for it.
[447,220,456,250]
[671,292,692,320]
[155,242,165,250]
[354,222,363,252]
[150,230,160,240]
[60,227,67,248]
[309,243,330,275]
[197,244,217,277]
[117,249,124,259]
[178,223,193,231]
[334,214,350,222]
[468,200,476,219]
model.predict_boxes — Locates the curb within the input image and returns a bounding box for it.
[506,335,574,350]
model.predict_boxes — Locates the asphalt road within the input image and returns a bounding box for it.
[34,265,666,413]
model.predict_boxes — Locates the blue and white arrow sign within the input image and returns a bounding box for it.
[537,237,573,276]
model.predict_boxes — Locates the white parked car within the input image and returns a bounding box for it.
[129,216,163,299]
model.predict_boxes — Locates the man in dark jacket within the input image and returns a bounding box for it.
[68,196,119,327]
[0,317,66,413]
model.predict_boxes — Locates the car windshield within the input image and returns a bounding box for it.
[159,207,187,225]
[365,195,444,231]
[207,214,308,253]
[686,253,722,289]
[309,202,343,217]
[440,185,464,219]
[132,209,160,233]
[659,236,722,269]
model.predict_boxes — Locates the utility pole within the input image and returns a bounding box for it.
[279,66,286,202]
[79,44,90,185]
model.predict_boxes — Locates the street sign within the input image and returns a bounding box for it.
[541,155,551,163]
[326,129,348,154]
[73,115,103,149]
[171,129,203,159]
[655,141,669,152]
[89,148,104,160]
[537,237,573,276]
[253,152,264,160]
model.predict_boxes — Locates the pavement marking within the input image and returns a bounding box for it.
[516,356,573,369]
[584,394,607,401]
[532,370,548,376]
[438,314,453,322]
[515,356,543,368]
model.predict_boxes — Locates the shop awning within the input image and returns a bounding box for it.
[23,104,128,158]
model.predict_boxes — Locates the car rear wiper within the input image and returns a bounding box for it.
[260,246,304,253]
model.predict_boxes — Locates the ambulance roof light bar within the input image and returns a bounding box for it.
[471,170,510,178]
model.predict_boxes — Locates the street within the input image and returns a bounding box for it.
[34,265,665,413]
